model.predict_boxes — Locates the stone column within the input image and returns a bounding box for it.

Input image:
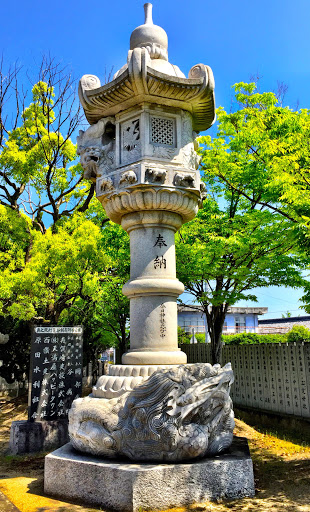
[121,210,186,365]
[103,185,200,366]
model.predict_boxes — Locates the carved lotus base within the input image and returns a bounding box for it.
[92,364,173,398]
[68,363,235,462]
[102,186,200,225]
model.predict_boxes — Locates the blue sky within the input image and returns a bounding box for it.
[1,0,310,319]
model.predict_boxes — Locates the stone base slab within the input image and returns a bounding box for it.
[122,349,187,365]
[44,437,255,511]
[10,420,69,455]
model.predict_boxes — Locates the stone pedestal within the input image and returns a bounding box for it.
[44,437,255,512]
[10,420,69,455]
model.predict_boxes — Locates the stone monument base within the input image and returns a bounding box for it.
[44,437,255,511]
[10,420,69,455]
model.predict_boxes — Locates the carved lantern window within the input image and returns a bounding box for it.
[150,116,176,147]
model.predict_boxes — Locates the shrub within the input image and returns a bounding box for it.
[222,332,285,345]
[195,332,206,343]
[178,326,191,345]
[286,325,310,343]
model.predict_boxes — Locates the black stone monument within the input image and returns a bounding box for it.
[28,326,83,421]
[10,325,83,454]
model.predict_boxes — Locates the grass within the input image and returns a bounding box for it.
[235,407,310,449]
[0,394,310,512]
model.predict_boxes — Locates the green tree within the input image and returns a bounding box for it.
[282,311,292,318]
[199,81,310,313]
[176,194,307,364]
[201,82,310,226]
[0,213,111,322]
[0,57,130,380]
[286,325,310,343]
[0,56,96,231]
[177,326,191,345]
[65,221,130,360]
[0,209,131,380]
[0,211,107,378]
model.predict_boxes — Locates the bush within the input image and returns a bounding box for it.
[222,332,285,345]
[195,332,206,343]
[178,326,191,345]
[286,325,310,343]
[222,327,310,345]
[178,329,206,345]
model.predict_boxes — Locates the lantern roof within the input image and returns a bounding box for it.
[78,3,215,132]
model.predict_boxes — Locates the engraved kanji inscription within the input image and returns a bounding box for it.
[29,326,83,422]
[154,256,166,269]
[154,234,167,248]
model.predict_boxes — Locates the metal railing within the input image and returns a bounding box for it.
[180,325,205,334]
[181,325,289,335]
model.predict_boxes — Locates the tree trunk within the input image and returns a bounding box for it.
[204,305,228,365]
[91,353,99,385]
[118,320,128,360]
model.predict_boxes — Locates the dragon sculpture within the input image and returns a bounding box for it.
[69,363,235,462]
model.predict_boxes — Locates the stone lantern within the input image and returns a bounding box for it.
[77,2,215,366]
[45,6,254,509]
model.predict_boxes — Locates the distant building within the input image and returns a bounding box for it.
[178,305,268,341]
[100,348,115,363]
[258,315,310,334]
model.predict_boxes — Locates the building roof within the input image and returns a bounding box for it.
[259,315,310,325]
[178,305,268,315]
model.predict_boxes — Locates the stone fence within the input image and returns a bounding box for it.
[180,342,310,419]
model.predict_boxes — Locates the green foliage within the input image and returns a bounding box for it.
[177,329,206,345]
[77,222,131,358]
[0,213,131,379]
[0,213,111,321]
[0,58,96,232]
[286,325,310,343]
[223,332,285,345]
[203,83,310,225]
[198,81,310,309]
[223,326,310,344]
[177,197,304,306]
[176,81,310,363]
[0,206,31,273]
[195,332,206,343]
[282,311,292,318]
[177,326,191,345]
[301,284,310,314]
[176,188,306,363]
